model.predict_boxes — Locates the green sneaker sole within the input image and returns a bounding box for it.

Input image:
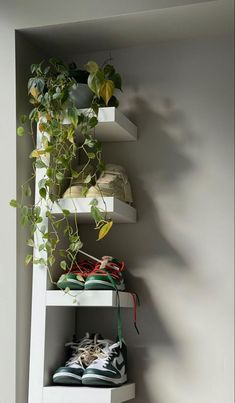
[82,373,127,386]
[84,279,125,291]
[53,372,82,385]
[57,279,84,290]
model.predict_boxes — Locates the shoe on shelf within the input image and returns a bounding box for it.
[57,260,94,290]
[86,164,133,204]
[53,332,95,385]
[84,256,125,291]
[82,338,128,386]
[62,164,94,199]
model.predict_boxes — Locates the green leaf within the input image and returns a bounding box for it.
[62,209,70,217]
[67,107,78,127]
[84,138,96,148]
[24,184,32,197]
[98,160,105,171]
[25,254,33,265]
[39,244,45,251]
[111,73,122,90]
[87,152,96,159]
[60,260,67,270]
[91,102,99,115]
[88,116,98,128]
[38,179,46,189]
[84,61,99,74]
[17,126,25,136]
[99,80,114,106]
[87,70,104,97]
[39,187,46,199]
[84,174,92,184]
[67,127,75,143]
[76,274,85,282]
[81,186,88,196]
[98,220,113,240]
[22,205,29,216]
[59,250,66,257]
[9,199,20,208]
[35,159,47,169]
[64,287,70,294]
[20,114,28,124]
[91,205,104,223]
[56,172,64,181]
[30,149,45,158]
[27,239,34,247]
[71,169,79,178]
[90,198,98,206]
[104,64,115,78]
[70,240,83,252]
[48,255,55,267]
[46,167,53,178]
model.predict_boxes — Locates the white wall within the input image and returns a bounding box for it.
[0,3,233,403]
[76,36,234,403]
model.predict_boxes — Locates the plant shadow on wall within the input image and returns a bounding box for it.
[80,96,195,403]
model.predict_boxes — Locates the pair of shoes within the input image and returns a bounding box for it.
[63,163,133,204]
[53,333,128,387]
[57,256,125,292]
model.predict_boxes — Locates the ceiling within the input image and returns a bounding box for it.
[19,0,234,56]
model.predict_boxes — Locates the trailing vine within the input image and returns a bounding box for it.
[11,58,122,281]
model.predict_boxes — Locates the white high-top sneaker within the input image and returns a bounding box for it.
[53,333,94,385]
[82,339,128,386]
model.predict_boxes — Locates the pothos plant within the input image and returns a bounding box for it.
[10,58,122,285]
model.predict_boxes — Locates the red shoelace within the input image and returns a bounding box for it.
[67,260,95,278]
[89,257,125,281]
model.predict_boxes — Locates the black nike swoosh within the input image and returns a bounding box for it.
[116,360,125,371]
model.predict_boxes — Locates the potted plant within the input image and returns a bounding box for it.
[69,60,122,109]
[11,57,122,283]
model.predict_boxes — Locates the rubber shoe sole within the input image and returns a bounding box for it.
[84,279,125,291]
[53,371,82,385]
[57,278,84,290]
[82,373,127,386]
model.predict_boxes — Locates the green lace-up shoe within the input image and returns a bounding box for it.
[84,256,125,291]
[57,260,94,290]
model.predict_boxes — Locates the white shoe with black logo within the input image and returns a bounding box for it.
[82,339,127,386]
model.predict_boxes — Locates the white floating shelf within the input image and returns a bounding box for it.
[91,107,137,142]
[43,383,135,403]
[51,197,137,223]
[46,290,134,308]
[65,107,137,142]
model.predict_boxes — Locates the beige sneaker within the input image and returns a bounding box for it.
[63,164,94,198]
[86,164,133,204]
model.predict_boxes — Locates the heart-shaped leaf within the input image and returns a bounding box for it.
[99,80,114,106]
[98,220,113,241]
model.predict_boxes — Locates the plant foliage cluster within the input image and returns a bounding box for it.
[11,58,122,283]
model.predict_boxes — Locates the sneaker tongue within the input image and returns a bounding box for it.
[99,339,114,354]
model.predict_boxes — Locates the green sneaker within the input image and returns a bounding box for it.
[57,260,94,290]
[53,333,94,385]
[82,339,127,386]
[84,256,125,291]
